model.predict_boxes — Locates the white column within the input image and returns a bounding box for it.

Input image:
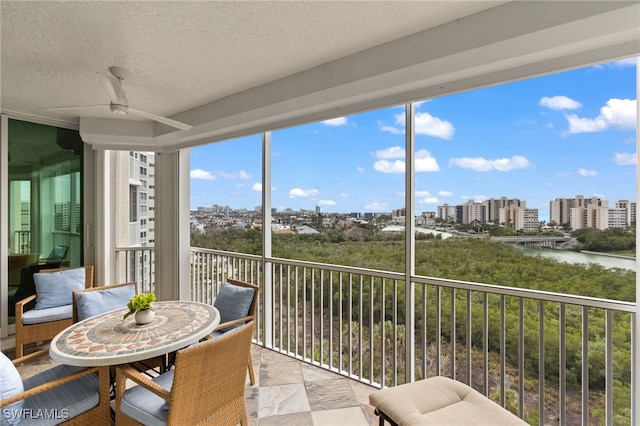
[154,149,190,301]
[86,149,116,286]
[404,102,415,383]
[262,132,273,347]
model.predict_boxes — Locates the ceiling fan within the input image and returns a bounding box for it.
[43,66,192,131]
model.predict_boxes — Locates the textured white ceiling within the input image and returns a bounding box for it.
[1,1,504,124]
[1,1,638,152]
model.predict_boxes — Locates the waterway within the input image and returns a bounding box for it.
[514,246,636,271]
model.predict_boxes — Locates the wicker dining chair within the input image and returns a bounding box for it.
[0,349,111,425]
[14,266,94,358]
[205,278,259,385]
[115,321,255,426]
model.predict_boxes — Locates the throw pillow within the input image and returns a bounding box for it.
[34,268,86,310]
[213,283,255,333]
[75,284,136,321]
[0,352,24,425]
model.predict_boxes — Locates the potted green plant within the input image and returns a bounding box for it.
[123,293,156,325]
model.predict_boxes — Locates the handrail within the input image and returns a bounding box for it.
[114,245,636,425]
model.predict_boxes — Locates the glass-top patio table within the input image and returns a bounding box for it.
[50,301,220,366]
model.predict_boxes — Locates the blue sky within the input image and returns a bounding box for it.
[190,58,637,221]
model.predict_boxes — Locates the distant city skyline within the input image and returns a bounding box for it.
[190,58,637,222]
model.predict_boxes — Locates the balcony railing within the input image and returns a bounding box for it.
[117,246,637,425]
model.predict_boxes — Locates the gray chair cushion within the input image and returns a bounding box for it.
[213,283,255,333]
[0,352,24,426]
[34,268,85,309]
[75,284,136,321]
[120,370,174,426]
[3,364,99,426]
[22,305,72,325]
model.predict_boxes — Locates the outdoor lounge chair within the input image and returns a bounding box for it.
[369,376,528,426]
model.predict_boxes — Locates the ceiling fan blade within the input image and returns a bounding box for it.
[41,104,109,112]
[128,107,193,131]
[96,72,126,104]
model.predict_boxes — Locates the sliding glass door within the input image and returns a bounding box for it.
[4,118,83,332]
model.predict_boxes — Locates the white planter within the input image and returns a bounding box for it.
[135,309,155,325]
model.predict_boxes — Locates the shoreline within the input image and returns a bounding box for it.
[579,250,636,261]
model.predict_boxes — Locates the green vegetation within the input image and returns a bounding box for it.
[572,227,636,254]
[192,228,635,423]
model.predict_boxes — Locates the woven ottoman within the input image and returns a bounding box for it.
[369,376,528,426]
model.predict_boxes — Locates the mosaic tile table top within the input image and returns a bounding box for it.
[50,301,219,366]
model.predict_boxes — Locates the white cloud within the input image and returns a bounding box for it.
[364,201,389,211]
[539,95,582,110]
[448,155,532,172]
[373,147,439,173]
[415,191,432,198]
[374,146,405,159]
[461,195,488,202]
[322,117,348,126]
[415,149,440,172]
[190,169,216,180]
[379,112,454,140]
[192,168,251,180]
[612,57,638,67]
[566,98,637,133]
[373,160,405,174]
[319,200,336,206]
[578,168,598,176]
[418,197,439,204]
[438,191,453,197]
[356,166,365,173]
[252,183,262,191]
[613,152,637,165]
[594,58,638,69]
[218,170,251,180]
[289,188,319,198]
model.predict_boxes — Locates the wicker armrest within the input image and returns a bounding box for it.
[215,315,252,331]
[115,364,171,402]
[15,294,36,314]
[0,365,100,408]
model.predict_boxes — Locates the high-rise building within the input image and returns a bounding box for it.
[115,151,155,287]
[436,204,458,223]
[499,206,539,232]
[484,197,525,223]
[461,201,485,224]
[550,195,608,229]
[615,200,636,226]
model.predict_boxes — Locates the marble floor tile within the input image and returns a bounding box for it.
[258,383,310,418]
[245,386,259,419]
[259,348,299,364]
[306,378,360,411]
[257,411,314,425]
[311,406,370,426]
[300,362,343,382]
[260,359,303,386]
[348,379,377,405]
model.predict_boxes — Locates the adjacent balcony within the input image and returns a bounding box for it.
[116,245,637,425]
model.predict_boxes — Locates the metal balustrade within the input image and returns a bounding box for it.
[115,246,636,425]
